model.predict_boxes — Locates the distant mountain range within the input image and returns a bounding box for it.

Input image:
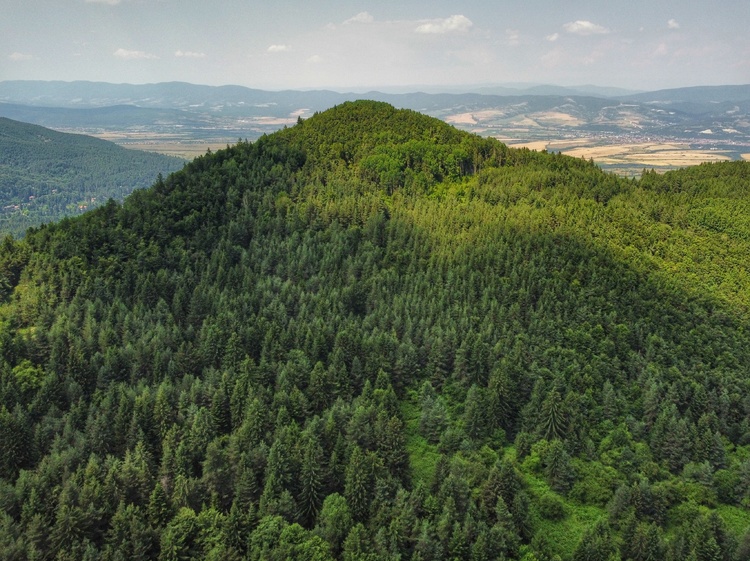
[620,84,750,104]
[1,80,747,108]
[0,80,748,152]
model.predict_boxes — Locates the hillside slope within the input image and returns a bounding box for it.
[0,117,184,237]
[0,101,749,560]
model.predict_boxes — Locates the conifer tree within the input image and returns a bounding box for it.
[298,438,325,527]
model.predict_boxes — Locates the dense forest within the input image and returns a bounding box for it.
[0,117,183,237]
[1,101,749,560]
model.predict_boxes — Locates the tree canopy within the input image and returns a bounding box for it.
[1,101,749,560]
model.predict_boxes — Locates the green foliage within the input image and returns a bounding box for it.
[538,492,566,521]
[314,494,353,556]
[1,101,750,560]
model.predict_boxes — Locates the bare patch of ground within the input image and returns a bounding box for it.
[506,140,550,151]
[446,110,509,126]
[509,117,541,128]
[531,111,584,126]
[507,139,593,152]
[445,113,477,125]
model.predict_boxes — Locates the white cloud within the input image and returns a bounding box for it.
[506,29,521,46]
[667,19,680,29]
[113,48,158,60]
[546,33,560,42]
[415,15,473,34]
[344,12,374,25]
[307,54,322,63]
[267,45,292,53]
[8,52,34,61]
[563,20,610,36]
[175,50,206,58]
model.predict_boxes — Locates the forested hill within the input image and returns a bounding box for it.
[0,117,184,237]
[1,101,750,560]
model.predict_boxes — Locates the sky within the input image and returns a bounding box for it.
[2,0,749,92]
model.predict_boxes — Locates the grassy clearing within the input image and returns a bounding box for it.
[535,503,606,559]
[524,472,607,559]
[521,466,607,558]
[401,398,441,485]
[715,504,750,539]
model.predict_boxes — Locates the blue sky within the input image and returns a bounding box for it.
[2,0,749,91]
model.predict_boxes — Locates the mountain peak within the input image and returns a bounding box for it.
[285,100,466,148]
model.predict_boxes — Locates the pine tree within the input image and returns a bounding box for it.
[543,440,575,494]
[344,446,375,523]
[298,438,325,527]
[148,482,173,528]
[159,507,199,561]
[374,412,409,481]
[540,389,566,441]
[342,523,379,561]
[463,384,490,441]
[102,502,155,561]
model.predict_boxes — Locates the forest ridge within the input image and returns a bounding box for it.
[0,101,750,560]
[0,117,184,237]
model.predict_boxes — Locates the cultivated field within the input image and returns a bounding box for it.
[92,132,237,159]
[119,142,230,159]
[503,138,735,176]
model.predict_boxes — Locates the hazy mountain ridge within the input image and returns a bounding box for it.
[0,103,202,128]
[1,80,746,109]
[620,84,750,104]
